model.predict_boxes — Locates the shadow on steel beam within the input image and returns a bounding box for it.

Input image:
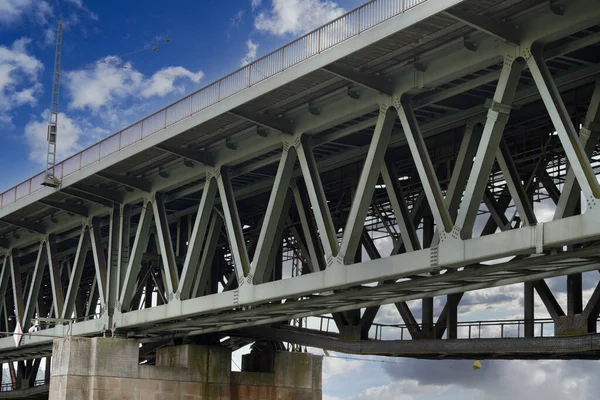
[233,327,600,360]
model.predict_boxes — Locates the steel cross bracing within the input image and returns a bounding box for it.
[0,0,599,361]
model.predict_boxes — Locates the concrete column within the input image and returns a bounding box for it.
[49,337,322,400]
[235,351,322,400]
[50,337,231,400]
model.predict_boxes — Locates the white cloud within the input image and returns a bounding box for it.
[251,0,262,10]
[24,111,83,164]
[65,57,143,110]
[350,379,445,400]
[0,37,43,122]
[43,27,55,46]
[323,356,363,382]
[255,0,345,36]
[377,359,599,400]
[24,110,110,165]
[0,0,53,25]
[65,0,99,21]
[142,67,204,98]
[64,56,204,111]
[230,10,244,28]
[241,39,259,66]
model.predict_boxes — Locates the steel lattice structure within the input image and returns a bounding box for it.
[0,0,598,385]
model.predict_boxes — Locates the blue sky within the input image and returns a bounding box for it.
[0,0,364,190]
[1,1,599,399]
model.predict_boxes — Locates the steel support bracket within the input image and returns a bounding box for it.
[484,98,512,115]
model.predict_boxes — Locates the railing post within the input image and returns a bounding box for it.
[501,323,504,338]
[468,325,472,339]
[478,321,482,338]
[541,322,544,337]
[318,29,321,53]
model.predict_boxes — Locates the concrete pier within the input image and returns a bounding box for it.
[49,337,322,399]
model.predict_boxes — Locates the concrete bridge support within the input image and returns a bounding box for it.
[49,337,322,400]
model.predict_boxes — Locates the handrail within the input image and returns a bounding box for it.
[315,315,596,340]
[0,380,48,392]
[0,0,428,209]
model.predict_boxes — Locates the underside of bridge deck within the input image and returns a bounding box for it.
[0,0,598,387]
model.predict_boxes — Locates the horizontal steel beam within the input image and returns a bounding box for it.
[234,327,600,360]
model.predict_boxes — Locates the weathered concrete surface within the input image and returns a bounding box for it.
[49,337,322,399]
[234,351,322,400]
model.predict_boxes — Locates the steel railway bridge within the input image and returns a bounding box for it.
[0,0,600,393]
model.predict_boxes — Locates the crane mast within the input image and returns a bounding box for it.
[43,20,63,188]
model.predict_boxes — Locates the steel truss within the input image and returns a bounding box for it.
[0,0,599,364]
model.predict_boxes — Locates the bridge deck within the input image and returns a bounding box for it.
[0,0,599,365]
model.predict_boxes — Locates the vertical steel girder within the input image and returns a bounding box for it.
[524,281,535,337]
[217,167,250,282]
[446,121,483,220]
[397,96,453,235]
[0,257,10,315]
[192,214,223,298]
[292,183,326,272]
[296,136,338,259]
[567,273,583,316]
[381,156,421,252]
[534,280,565,322]
[144,276,153,309]
[584,281,600,332]
[86,275,99,317]
[539,170,561,205]
[23,243,47,332]
[526,44,600,201]
[482,187,511,233]
[251,146,297,281]
[436,292,464,339]
[62,226,90,319]
[393,190,427,254]
[120,202,153,311]
[47,236,65,319]
[339,106,396,264]
[395,302,422,339]
[152,193,179,298]
[262,192,293,284]
[496,140,537,225]
[9,252,25,328]
[445,293,461,339]
[118,205,132,292]
[178,177,217,300]
[554,80,600,219]
[90,218,108,311]
[454,57,525,238]
[422,296,434,338]
[107,206,122,316]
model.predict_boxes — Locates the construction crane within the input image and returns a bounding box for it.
[42,20,63,188]
[40,27,172,188]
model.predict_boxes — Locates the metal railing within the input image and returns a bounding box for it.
[0,380,47,392]
[0,0,428,209]
[315,315,599,340]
